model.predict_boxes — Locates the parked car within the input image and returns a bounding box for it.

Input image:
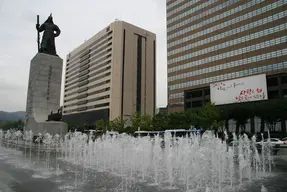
[280,137,287,147]
[256,138,286,148]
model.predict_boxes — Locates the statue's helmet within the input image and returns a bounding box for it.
[44,13,54,24]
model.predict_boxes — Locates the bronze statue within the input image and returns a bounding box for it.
[47,107,63,121]
[36,14,61,56]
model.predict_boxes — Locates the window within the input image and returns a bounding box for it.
[268,90,279,99]
[191,90,202,98]
[204,89,210,96]
[281,75,287,84]
[192,101,203,108]
[185,92,192,99]
[185,102,191,109]
[267,77,278,87]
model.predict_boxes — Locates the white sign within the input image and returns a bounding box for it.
[210,74,268,105]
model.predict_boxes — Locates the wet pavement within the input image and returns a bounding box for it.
[239,154,287,192]
[0,148,164,192]
[0,148,287,192]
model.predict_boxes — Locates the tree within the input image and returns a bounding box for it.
[248,102,256,134]
[184,110,199,128]
[130,113,152,131]
[279,100,287,133]
[78,124,86,133]
[167,111,196,130]
[152,113,169,131]
[95,119,106,132]
[130,113,142,131]
[109,117,126,133]
[228,104,252,134]
[139,115,153,131]
[17,119,24,130]
[219,106,232,132]
[196,102,222,131]
[0,121,20,130]
[66,121,75,132]
[255,100,283,132]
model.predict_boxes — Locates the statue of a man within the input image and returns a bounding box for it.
[36,14,61,56]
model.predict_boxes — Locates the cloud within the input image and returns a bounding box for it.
[0,0,167,112]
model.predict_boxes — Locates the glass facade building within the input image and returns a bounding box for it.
[166,0,287,112]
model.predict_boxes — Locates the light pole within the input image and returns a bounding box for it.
[123,114,132,128]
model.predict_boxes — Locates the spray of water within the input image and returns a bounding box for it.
[261,185,268,192]
[0,129,274,192]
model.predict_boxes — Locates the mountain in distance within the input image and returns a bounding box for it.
[0,111,25,122]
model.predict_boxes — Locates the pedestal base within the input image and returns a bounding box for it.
[25,53,67,136]
[26,117,68,136]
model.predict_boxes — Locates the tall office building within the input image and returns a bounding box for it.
[63,21,156,125]
[167,0,287,112]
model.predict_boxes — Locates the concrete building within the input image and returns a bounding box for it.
[166,0,287,113]
[62,21,156,125]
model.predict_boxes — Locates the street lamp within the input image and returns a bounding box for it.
[123,114,132,128]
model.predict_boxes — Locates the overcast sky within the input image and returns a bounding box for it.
[0,0,167,112]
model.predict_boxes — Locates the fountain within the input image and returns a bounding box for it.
[0,129,3,146]
[0,129,275,192]
[261,185,268,192]
[59,130,273,191]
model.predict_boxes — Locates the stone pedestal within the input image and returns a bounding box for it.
[27,118,68,136]
[25,53,67,136]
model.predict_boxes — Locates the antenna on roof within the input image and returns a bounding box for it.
[115,18,119,21]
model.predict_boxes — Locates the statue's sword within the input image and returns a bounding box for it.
[37,15,40,52]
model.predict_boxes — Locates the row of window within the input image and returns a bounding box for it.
[169,92,184,100]
[64,91,110,108]
[63,102,109,114]
[65,69,111,92]
[168,11,286,50]
[65,97,110,111]
[65,72,111,93]
[65,60,111,89]
[65,65,111,88]
[168,21,286,57]
[66,40,112,77]
[65,53,111,86]
[168,48,287,83]
[167,1,286,41]
[168,36,287,72]
[66,60,111,87]
[167,0,201,17]
[166,0,184,10]
[67,31,112,64]
[64,79,110,98]
[167,0,240,32]
[167,0,217,25]
[169,102,184,108]
[66,40,112,74]
[65,80,110,103]
[168,61,287,99]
